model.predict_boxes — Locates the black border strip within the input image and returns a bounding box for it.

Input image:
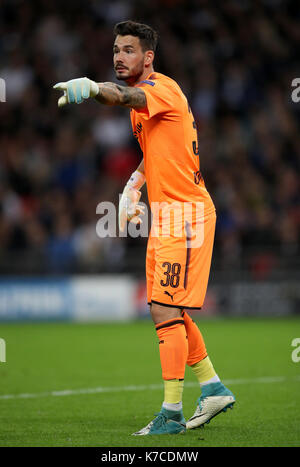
[151,300,202,310]
[155,319,184,331]
[184,221,192,290]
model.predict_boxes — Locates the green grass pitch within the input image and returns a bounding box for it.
[0,316,299,447]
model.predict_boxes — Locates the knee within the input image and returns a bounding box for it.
[150,302,182,325]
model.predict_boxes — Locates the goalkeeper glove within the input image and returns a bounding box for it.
[119,171,146,233]
[53,77,99,107]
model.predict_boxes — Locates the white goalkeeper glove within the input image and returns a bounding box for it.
[119,171,146,233]
[53,77,99,107]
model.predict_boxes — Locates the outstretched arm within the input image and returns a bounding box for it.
[95,82,146,110]
[53,77,146,110]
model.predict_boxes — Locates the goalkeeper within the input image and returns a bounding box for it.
[54,20,235,436]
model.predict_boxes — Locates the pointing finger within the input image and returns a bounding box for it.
[53,82,66,90]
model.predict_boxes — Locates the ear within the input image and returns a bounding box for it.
[144,50,154,67]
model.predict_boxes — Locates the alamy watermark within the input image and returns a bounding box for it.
[291,338,300,363]
[96,199,206,248]
[291,78,300,103]
[0,78,6,102]
[0,338,6,363]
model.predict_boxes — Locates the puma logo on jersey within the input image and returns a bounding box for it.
[164,291,175,301]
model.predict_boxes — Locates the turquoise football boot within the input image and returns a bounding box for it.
[187,382,235,429]
[132,407,186,435]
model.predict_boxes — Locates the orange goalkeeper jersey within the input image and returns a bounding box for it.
[130,72,215,217]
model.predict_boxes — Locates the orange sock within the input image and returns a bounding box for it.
[155,317,188,380]
[181,311,207,366]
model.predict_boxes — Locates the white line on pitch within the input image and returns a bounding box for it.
[0,375,299,401]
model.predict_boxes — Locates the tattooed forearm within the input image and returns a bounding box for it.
[95,82,146,109]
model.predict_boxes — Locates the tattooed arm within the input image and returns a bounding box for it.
[95,82,146,110]
[53,77,146,110]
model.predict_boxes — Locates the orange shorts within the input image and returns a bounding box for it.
[146,211,216,309]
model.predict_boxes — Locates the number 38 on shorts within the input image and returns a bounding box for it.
[160,262,181,288]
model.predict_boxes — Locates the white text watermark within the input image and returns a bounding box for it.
[291,338,300,363]
[0,338,6,363]
[96,199,206,247]
[0,78,6,102]
[291,78,300,103]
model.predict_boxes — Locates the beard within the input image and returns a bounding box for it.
[115,60,144,85]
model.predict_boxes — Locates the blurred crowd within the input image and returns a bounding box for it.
[0,0,299,277]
